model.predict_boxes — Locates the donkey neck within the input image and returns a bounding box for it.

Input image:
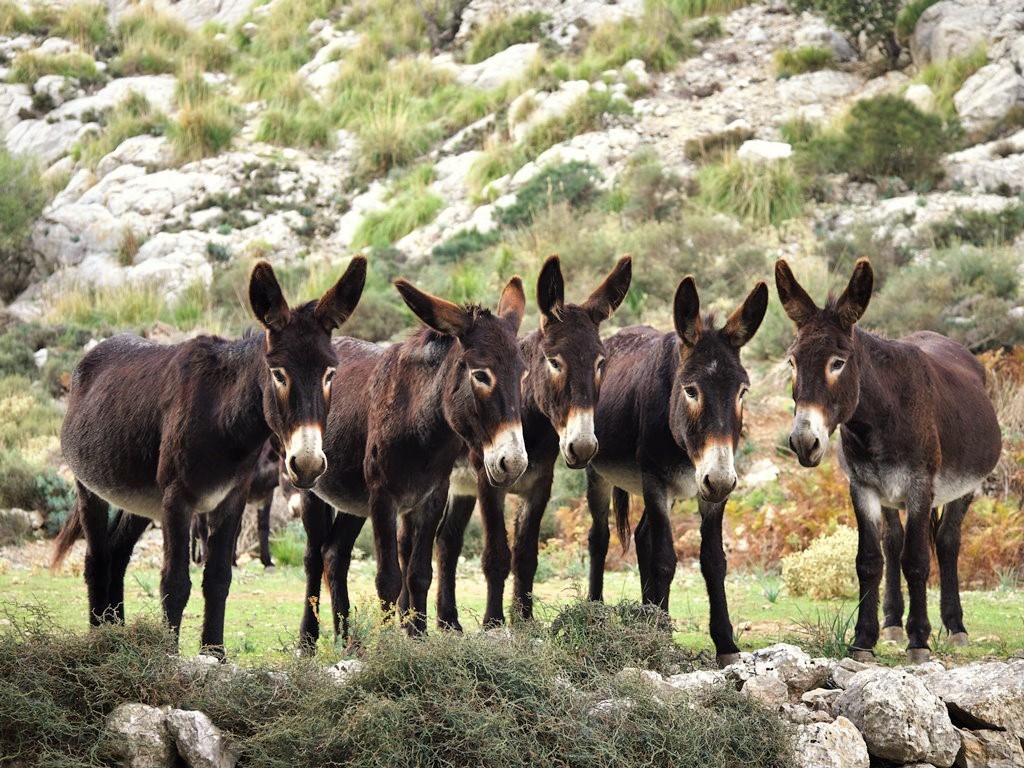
[214,331,271,451]
[846,327,912,430]
[405,332,463,446]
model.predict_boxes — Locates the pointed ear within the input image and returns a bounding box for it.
[498,275,526,333]
[314,255,367,333]
[395,279,471,337]
[536,254,565,326]
[722,281,769,349]
[673,275,701,348]
[835,258,873,330]
[774,259,818,327]
[249,261,290,332]
[582,254,632,324]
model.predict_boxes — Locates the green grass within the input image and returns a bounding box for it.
[43,281,220,332]
[72,93,169,168]
[350,187,444,249]
[167,95,238,162]
[774,45,835,78]
[895,0,939,43]
[467,11,548,64]
[6,52,103,86]
[917,45,987,121]
[698,155,803,227]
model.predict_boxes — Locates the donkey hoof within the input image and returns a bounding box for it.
[948,632,969,648]
[881,626,906,643]
[263,565,276,574]
[907,647,931,664]
[717,652,742,668]
[849,648,875,663]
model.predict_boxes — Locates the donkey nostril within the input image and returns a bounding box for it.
[731,477,737,491]
[499,456,508,474]
[702,474,712,489]
[810,438,820,454]
[288,455,299,477]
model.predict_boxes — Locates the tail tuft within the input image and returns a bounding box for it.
[51,500,83,570]
[613,487,631,554]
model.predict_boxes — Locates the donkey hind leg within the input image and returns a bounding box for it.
[323,512,366,643]
[256,494,275,569]
[108,511,151,624]
[200,488,247,657]
[78,481,113,626]
[370,493,402,619]
[435,494,475,631]
[158,486,193,643]
[510,466,554,621]
[585,466,612,602]
[638,481,675,611]
[698,499,739,666]
[880,506,906,642]
[849,484,884,661]
[402,489,448,636]
[935,494,971,646]
[299,491,332,654]
[477,479,511,628]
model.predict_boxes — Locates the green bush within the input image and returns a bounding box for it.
[270,520,307,567]
[789,0,899,57]
[432,228,500,261]
[0,146,48,302]
[609,148,684,221]
[894,0,939,43]
[842,96,950,183]
[467,11,547,64]
[698,156,803,227]
[7,52,103,85]
[774,46,835,78]
[497,161,603,229]
[929,203,1024,248]
[781,525,859,599]
[351,189,443,249]
[167,96,237,162]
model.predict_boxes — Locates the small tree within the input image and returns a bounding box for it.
[789,0,901,61]
[0,144,47,302]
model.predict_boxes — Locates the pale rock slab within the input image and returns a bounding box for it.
[954,61,1024,130]
[165,709,239,768]
[105,703,176,768]
[794,716,870,768]
[955,727,1024,768]
[777,71,862,106]
[457,43,540,90]
[5,117,87,165]
[736,140,792,163]
[923,660,1024,741]
[52,75,179,121]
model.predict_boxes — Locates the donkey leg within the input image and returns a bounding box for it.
[435,494,475,631]
[299,491,331,653]
[880,506,906,642]
[639,481,675,611]
[230,503,245,567]
[902,488,934,662]
[257,494,275,569]
[698,499,740,665]
[478,480,510,628]
[634,509,653,603]
[323,512,365,642]
[849,484,884,660]
[403,490,447,636]
[586,467,612,602]
[200,489,247,657]
[935,494,971,645]
[371,493,402,619]
[396,514,414,619]
[109,512,151,623]
[78,481,112,626]
[510,467,553,620]
[158,486,193,643]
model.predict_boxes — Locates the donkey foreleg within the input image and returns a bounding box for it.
[638,481,675,611]
[477,479,511,628]
[902,486,935,662]
[77,481,113,626]
[299,492,332,654]
[880,506,905,642]
[435,494,475,631]
[109,511,151,624]
[158,486,193,643]
[849,484,884,659]
[698,499,740,665]
[585,467,612,602]
[510,468,554,621]
[200,488,247,657]
[401,490,447,635]
[369,493,401,620]
[935,493,971,644]
[323,512,365,642]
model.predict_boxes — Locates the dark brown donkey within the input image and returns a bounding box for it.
[587,276,768,666]
[297,277,529,648]
[775,258,1001,662]
[53,258,367,655]
[435,254,632,629]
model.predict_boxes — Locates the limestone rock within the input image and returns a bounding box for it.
[953,61,1024,130]
[777,71,861,106]
[509,80,591,142]
[5,118,87,164]
[742,675,790,707]
[945,128,1024,193]
[923,660,1024,741]
[731,644,831,697]
[736,140,792,163]
[793,23,858,61]
[105,703,176,768]
[52,75,178,121]
[328,659,364,684]
[166,709,239,768]
[955,728,1024,768]
[834,668,960,767]
[457,43,540,90]
[911,0,1008,65]
[661,669,727,696]
[905,83,937,112]
[95,135,176,178]
[794,716,870,768]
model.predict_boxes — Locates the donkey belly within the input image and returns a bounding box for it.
[932,470,985,507]
[78,479,165,521]
[592,460,698,502]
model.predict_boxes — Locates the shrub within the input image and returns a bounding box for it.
[497,161,602,229]
[72,92,169,168]
[7,51,103,85]
[608,148,684,222]
[917,46,987,121]
[698,156,803,227]
[774,46,835,78]
[467,11,547,63]
[789,0,899,57]
[432,228,500,261]
[684,123,754,163]
[781,525,859,599]
[351,190,443,249]
[0,146,48,302]
[894,0,939,43]
[687,15,724,40]
[53,2,110,48]
[928,203,1024,248]
[167,96,237,162]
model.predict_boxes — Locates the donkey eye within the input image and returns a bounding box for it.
[547,357,562,372]
[684,385,699,400]
[787,357,795,368]
[738,387,748,400]
[472,369,492,387]
[324,368,336,386]
[596,356,606,373]
[271,368,287,386]
[830,358,846,373]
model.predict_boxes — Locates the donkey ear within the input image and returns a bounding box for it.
[774,259,818,328]
[722,281,769,349]
[835,258,873,330]
[582,254,632,324]
[673,275,701,348]
[314,255,367,333]
[498,275,526,333]
[395,279,471,337]
[536,255,565,326]
[249,261,290,332]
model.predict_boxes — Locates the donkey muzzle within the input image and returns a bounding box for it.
[696,441,737,504]
[561,408,598,469]
[790,405,829,468]
[285,424,328,488]
[483,423,528,487]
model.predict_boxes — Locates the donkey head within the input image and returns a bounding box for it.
[395,277,529,487]
[249,256,367,488]
[775,258,873,468]
[670,277,768,504]
[533,254,632,468]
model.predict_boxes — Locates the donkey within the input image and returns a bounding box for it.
[53,257,367,655]
[297,277,529,649]
[191,438,281,569]
[775,258,1001,662]
[435,254,632,629]
[586,276,768,666]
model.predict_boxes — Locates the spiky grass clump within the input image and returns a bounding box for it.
[466,11,548,64]
[917,46,987,121]
[774,45,835,78]
[351,188,443,249]
[698,155,803,227]
[7,52,103,85]
[167,69,237,162]
[72,92,169,168]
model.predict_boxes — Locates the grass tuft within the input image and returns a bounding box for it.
[698,155,803,227]
[917,46,987,121]
[467,11,548,64]
[7,51,103,85]
[774,46,835,79]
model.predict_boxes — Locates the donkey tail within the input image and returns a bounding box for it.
[51,501,83,570]
[613,487,631,554]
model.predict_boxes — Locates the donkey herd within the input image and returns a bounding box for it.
[51,254,1001,666]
